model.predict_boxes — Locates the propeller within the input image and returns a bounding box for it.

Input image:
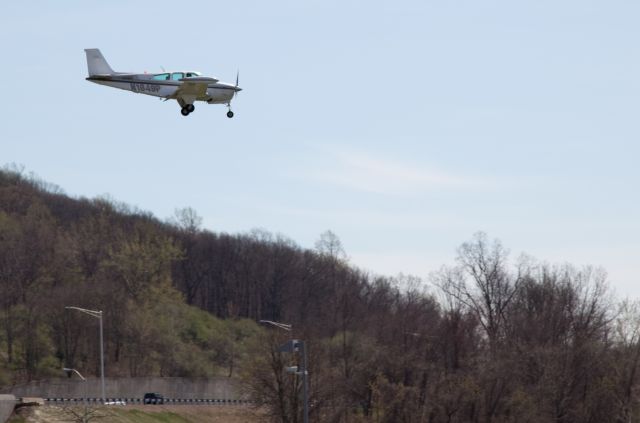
[233,69,241,99]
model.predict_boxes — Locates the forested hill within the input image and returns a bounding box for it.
[2,168,640,422]
[0,166,397,323]
[0,168,381,378]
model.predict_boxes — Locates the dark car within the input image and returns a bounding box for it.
[143,392,164,404]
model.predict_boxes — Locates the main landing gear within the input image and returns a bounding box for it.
[181,104,195,116]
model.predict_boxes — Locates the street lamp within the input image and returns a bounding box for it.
[260,320,308,423]
[63,368,86,406]
[63,368,86,381]
[65,306,105,404]
[259,320,292,331]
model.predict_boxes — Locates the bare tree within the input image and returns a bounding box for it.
[314,230,346,262]
[436,232,524,348]
[171,207,203,234]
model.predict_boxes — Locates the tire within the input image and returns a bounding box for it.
[226,111,234,118]
[181,108,189,116]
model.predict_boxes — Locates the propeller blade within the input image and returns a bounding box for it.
[234,69,240,99]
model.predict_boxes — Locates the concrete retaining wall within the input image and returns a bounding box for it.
[0,395,16,423]
[4,377,241,400]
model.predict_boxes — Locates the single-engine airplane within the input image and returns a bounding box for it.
[84,48,242,117]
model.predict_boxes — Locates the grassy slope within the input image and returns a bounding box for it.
[8,405,267,423]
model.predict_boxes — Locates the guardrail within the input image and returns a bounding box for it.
[44,398,253,405]
[0,395,16,423]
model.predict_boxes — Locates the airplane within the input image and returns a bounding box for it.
[84,48,242,117]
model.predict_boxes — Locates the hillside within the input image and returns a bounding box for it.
[2,167,640,422]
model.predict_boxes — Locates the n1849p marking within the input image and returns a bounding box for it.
[130,83,160,93]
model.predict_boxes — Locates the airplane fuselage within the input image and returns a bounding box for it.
[86,73,236,105]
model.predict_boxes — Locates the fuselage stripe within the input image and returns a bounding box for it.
[86,77,236,90]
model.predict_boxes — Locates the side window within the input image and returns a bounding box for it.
[171,72,184,81]
[152,73,170,80]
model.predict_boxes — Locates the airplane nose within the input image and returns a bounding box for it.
[235,87,242,92]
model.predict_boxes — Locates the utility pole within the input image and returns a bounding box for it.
[260,320,309,423]
[279,339,309,423]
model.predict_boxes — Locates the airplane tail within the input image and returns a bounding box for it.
[84,48,115,76]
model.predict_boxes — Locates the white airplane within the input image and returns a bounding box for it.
[84,48,242,117]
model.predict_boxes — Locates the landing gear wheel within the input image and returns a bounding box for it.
[186,104,195,113]
[181,107,190,116]
[227,110,234,118]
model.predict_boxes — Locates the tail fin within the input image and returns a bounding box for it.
[84,48,115,76]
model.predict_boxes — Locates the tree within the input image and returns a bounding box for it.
[171,207,203,234]
[436,232,524,348]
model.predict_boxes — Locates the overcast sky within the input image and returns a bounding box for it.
[1,0,638,297]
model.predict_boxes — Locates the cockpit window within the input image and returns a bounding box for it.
[152,73,170,80]
[171,72,184,80]
[186,72,199,78]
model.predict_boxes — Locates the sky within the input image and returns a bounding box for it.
[1,1,639,297]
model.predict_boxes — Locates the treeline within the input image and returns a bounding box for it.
[1,167,640,422]
[245,245,640,423]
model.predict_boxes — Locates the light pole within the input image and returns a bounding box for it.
[65,306,105,404]
[260,320,308,423]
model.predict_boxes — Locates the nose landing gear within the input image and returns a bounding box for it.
[226,101,235,118]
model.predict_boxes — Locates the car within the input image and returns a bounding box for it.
[143,392,164,405]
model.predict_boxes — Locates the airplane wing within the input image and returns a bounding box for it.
[169,77,218,101]
[173,81,209,98]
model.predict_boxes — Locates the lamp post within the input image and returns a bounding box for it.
[65,307,105,404]
[260,320,308,423]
